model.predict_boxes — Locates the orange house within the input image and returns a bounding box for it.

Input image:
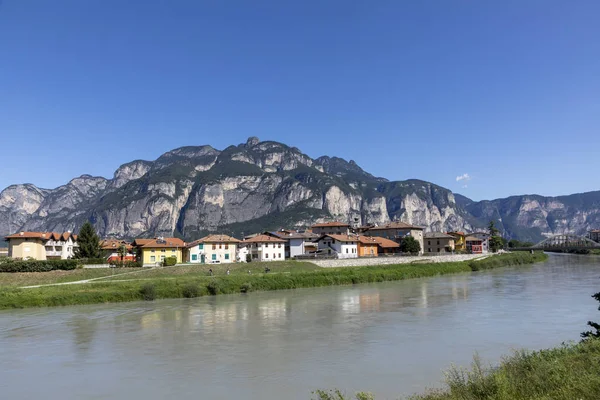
[357,236,379,257]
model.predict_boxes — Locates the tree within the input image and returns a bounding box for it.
[74,222,101,259]
[488,220,504,252]
[488,220,500,237]
[581,292,600,340]
[117,244,128,265]
[400,236,421,254]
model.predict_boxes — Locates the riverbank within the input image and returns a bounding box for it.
[314,339,600,400]
[0,252,547,310]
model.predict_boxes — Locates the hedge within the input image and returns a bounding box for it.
[78,258,107,265]
[163,256,177,267]
[0,259,79,273]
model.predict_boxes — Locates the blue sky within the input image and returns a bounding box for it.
[1,0,599,201]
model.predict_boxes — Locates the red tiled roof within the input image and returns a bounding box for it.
[317,234,360,243]
[242,234,287,244]
[100,239,133,251]
[186,234,241,248]
[367,236,400,248]
[5,231,77,241]
[133,237,185,248]
[367,222,423,231]
[311,221,350,228]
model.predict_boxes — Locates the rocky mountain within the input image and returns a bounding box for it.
[1,137,598,242]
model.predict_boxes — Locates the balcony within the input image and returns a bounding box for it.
[45,250,62,257]
[45,240,65,246]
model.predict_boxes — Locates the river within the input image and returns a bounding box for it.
[1,254,598,399]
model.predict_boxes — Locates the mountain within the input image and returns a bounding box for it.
[1,137,598,242]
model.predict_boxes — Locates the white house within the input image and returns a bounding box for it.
[315,234,359,259]
[186,234,240,264]
[5,231,78,260]
[265,230,319,258]
[236,244,250,262]
[243,234,286,262]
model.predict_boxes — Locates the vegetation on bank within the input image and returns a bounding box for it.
[0,252,546,309]
[312,339,600,400]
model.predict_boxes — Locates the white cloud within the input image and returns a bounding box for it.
[456,173,471,182]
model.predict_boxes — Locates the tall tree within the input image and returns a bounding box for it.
[74,222,101,259]
[581,292,600,340]
[400,236,421,254]
[488,220,504,252]
[117,244,128,264]
[488,220,500,237]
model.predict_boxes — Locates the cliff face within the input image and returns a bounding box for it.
[1,137,598,242]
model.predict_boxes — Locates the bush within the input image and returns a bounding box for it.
[109,260,142,268]
[182,284,200,298]
[246,254,252,263]
[0,259,79,273]
[139,283,156,301]
[240,282,253,293]
[207,280,220,295]
[80,258,107,265]
[163,256,177,267]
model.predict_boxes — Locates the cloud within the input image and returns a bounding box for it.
[456,173,471,182]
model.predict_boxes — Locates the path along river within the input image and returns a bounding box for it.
[1,253,598,399]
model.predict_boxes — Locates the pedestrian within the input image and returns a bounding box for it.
[209,268,213,276]
[226,269,230,275]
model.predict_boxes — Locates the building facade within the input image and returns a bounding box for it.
[447,232,466,252]
[310,222,351,236]
[315,234,359,258]
[186,234,240,264]
[357,236,379,257]
[5,231,78,260]
[365,222,424,255]
[424,232,455,254]
[589,230,600,243]
[243,234,286,261]
[265,230,319,258]
[465,236,484,254]
[468,232,490,253]
[100,239,135,262]
[132,237,185,266]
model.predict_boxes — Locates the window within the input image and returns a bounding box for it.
[225,244,229,250]
[219,244,222,249]
[437,241,440,245]
[428,241,431,245]
[225,254,229,260]
[161,249,166,253]
[192,254,197,261]
[273,253,275,259]
[161,255,165,260]
[437,248,441,252]
[346,248,348,253]
[151,249,155,253]
[172,249,175,252]
[150,256,156,262]
[212,254,217,261]
[265,253,269,258]
[428,248,431,253]
[199,243,204,249]
[212,244,216,250]
[278,253,281,258]
[278,244,281,248]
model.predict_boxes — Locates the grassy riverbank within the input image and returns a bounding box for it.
[313,339,600,400]
[0,252,547,310]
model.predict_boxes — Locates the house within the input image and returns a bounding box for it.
[465,236,484,254]
[242,234,286,261]
[265,230,320,258]
[236,243,250,262]
[447,232,466,252]
[311,221,351,236]
[468,232,490,253]
[315,234,359,258]
[100,239,135,262]
[364,221,424,255]
[186,234,240,264]
[4,231,78,260]
[132,237,185,266]
[589,230,600,243]
[424,232,455,254]
[368,236,401,255]
[357,236,379,257]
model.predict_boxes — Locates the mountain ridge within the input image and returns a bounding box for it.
[1,137,598,242]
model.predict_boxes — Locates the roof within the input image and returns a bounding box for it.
[311,221,350,228]
[5,231,77,241]
[367,236,401,248]
[424,232,455,239]
[590,229,600,233]
[367,221,423,231]
[446,231,466,236]
[186,234,241,248]
[100,239,133,251]
[242,234,287,244]
[266,230,319,240]
[465,236,483,242]
[316,234,360,243]
[133,237,185,248]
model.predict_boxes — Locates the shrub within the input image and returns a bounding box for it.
[80,258,107,265]
[246,254,252,263]
[163,256,177,267]
[182,284,200,298]
[240,282,253,293]
[0,259,79,273]
[109,260,142,268]
[139,283,156,301]
[207,280,220,295]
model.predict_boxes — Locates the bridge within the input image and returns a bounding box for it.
[525,234,600,252]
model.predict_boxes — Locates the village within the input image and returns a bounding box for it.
[2,221,502,267]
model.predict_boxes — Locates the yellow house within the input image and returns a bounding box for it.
[5,231,78,260]
[132,237,185,266]
[447,232,466,251]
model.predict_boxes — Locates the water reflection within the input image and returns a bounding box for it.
[2,255,597,400]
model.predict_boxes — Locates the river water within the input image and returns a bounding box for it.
[1,254,599,399]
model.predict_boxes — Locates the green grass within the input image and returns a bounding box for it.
[0,268,141,287]
[313,339,600,400]
[0,252,547,309]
